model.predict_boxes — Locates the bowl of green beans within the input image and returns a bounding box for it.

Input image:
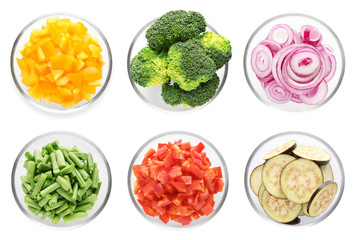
[11,131,112,228]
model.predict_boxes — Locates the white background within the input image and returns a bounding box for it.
[0,0,354,239]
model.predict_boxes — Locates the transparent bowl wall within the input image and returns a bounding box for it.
[11,13,112,113]
[127,20,228,113]
[128,131,229,227]
[244,13,345,111]
[12,131,112,229]
[244,131,344,226]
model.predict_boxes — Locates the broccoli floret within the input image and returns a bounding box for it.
[130,47,170,87]
[146,10,206,51]
[161,73,220,107]
[167,39,216,91]
[198,32,232,69]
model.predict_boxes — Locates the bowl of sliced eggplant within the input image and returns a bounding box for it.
[245,131,344,226]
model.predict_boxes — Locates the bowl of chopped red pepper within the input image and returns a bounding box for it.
[128,131,229,227]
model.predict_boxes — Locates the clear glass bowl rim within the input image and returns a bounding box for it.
[11,131,112,229]
[244,130,345,226]
[243,13,345,112]
[127,130,229,228]
[127,18,229,114]
[10,12,113,113]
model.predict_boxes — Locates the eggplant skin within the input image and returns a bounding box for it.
[264,140,297,160]
[284,217,301,225]
[307,181,338,217]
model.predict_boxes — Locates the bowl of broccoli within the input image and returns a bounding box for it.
[127,10,232,112]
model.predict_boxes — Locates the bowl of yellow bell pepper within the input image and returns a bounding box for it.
[11,13,112,112]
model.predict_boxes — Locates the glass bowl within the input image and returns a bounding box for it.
[244,13,345,111]
[11,131,112,229]
[10,13,112,113]
[244,131,344,226]
[128,131,229,228]
[127,19,228,113]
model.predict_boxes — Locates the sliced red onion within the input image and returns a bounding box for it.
[299,80,328,105]
[251,24,336,105]
[301,25,322,46]
[267,24,294,46]
[292,29,303,44]
[264,80,292,104]
[251,45,273,78]
[291,94,303,103]
[259,39,282,53]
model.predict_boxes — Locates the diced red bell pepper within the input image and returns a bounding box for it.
[157,170,169,184]
[187,180,204,195]
[168,167,182,179]
[181,142,191,151]
[191,164,204,179]
[178,175,192,185]
[172,181,187,193]
[133,165,141,178]
[139,165,150,178]
[134,179,142,194]
[204,169,216,184]
[175,216,192,226]
[201,203,214,216]
[153,183,164,198]
[143,205,156,217]
[159,212,170,224]
[195,142,205,153]
[142,180,158,196]
[214,178,224,193]
[158,196,172,207]
[212,167,223,178]
[145,148,156,158]
[157,145,169,160]
[150,165,161,180]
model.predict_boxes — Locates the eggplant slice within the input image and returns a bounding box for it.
[250,165,264,196]
[307,181,338,217]
[292,145,331,165]
[262,154,295,198]
[258,184,266,206]
[280,159,323,204]
[261,190,302,223]
[264,140,297,160]
[302,203,310,217]
[321,164,334,182]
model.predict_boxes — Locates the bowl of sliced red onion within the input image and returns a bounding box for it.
[244,13,345,111]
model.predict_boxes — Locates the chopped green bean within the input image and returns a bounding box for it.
[52,215,61,224]
[78,168,89,180]
[79,194,97,205]
[41,211,51,220]
[71,182,79,202]
[32,173,47,197]
[56,188,74,202]
[50,152,60,176]
[37,162,52,173]
[55,150,66,169]
[77,179,92,198]
[69,152,84,168]
[38,194,52,207]
[83,188,93,199]
[59,145,71,152]
[56,176,71,191]
[55,202,69,214]
[24,196,41,210]
[25,161,36,182]
[22,184,30,194]
[63,212,88,223]
[34,149,42,163]
[74,203,93,213]
[73,168,86,188]
[63,150,75,166]
[28,206,41,215]
[25,151,34,161]
[40,182,60,197]
[87,153,94,172]
[51,140,59,149]
[59,165,74,176]
[94,182,102,195]
[71,145,82,153]
[91,164,99,188]
[44,199,66,211]
[43,143,54,154]
[48,193,58,207]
